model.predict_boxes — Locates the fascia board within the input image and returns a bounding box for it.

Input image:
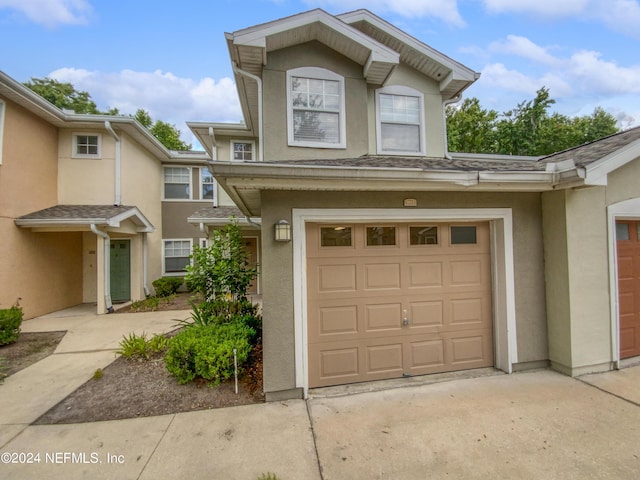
[108,207,155,233]
[584,138,640,186]
[338,10,477,81]
[231,9,399,66]
[479,171,555,183]
[15,218,109,228]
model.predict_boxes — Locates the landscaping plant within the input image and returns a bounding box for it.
[152,277,184,297]
[117,332,170,360]
[0,305,22,346]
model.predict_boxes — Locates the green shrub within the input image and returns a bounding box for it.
[165,321,254,385]
[152,277,184,297]
[0,306,22,346]
[117,332,170,359]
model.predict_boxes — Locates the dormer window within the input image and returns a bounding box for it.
[73,133,101,158]
[287,67,346,149]
[376,86,425,156]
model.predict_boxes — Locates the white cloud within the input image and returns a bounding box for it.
[49,68,243,147]
[303,0,465,27]
[482,0,589,17]
[0,0,92,28]
[567,50,640,95]
[490,35,559,66]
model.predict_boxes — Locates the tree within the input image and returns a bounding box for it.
[446,87,619,156]
[24,78,191,151]
[23,77,101,114]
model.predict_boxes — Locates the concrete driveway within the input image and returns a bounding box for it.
[1,309,639,479]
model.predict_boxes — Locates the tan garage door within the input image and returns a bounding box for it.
[307,222,493,388]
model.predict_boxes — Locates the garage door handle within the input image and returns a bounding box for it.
[402,309,410,327]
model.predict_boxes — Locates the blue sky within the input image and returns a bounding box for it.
[1,0,640,148]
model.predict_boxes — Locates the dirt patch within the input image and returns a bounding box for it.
[0,331,66,376]
[34,342,264,425]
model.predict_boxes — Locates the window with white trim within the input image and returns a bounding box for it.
[163,239,192,275]
[376,86,425,155]
[200,167,216,202]
[287,67,345,148]
[0,100,4,165]
[231,141,254,161]
[73,133,101,158]
[163,166,191,200]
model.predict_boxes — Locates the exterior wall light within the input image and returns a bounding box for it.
[275,219,291,242]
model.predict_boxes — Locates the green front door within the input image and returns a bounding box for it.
[110,239,131,302]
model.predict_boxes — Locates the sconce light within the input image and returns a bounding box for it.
[274,219,291,242]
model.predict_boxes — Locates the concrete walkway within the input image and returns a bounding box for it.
[1,309,640,479]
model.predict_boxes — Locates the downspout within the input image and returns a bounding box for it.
[142,233,150,297]
[442,95,461,160]
[105,121,121,206]
[245,216,261,229]
[91,224,114,313]
[231,62,263,162]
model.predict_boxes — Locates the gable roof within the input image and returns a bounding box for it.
[15,205,154,232]
[224,9,480,136]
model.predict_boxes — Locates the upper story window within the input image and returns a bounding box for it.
[232,141,254,161]
[164,166,191,200]
[73,133,101,158]
[200,167,216,203]
[287,67,346,149]
[0,100,5,165]
[375,86,425,156]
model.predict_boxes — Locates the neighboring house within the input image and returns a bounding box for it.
[0,72,216,318]
[199,9,640,401]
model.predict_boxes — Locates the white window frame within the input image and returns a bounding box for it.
[375,85,426,156]
[162,238,193,276]
[72,133,102,159]
[230,140,255,161]
[0,100,5,165]
[286,67,346,149]
[199,166,217,204]
[163,166,192,201]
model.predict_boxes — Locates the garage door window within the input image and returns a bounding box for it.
[366,226,396,246]
[321,226,352,247]
[410,226,438,245]
[451,226,477,244]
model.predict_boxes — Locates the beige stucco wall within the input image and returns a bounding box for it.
[542,156,640,376]
[0,98,83,318]
[260,190,548,397]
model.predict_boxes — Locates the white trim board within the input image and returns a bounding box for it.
[292,208,517,397]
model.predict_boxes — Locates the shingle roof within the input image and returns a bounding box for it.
[263,155,547,172]
[188,206,244,221]
[539,126,640,167]
[17,205,136,221]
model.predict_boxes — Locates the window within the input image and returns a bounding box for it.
[0,100,4,165]
[163,239,192,274]
[200,167,216,202]
[366,226,396,246]
[451,226,477,245]
[376,86,425,155]
[287,67,345,148]
[410,226,438,245]
[164,167,191,200]
[616,223,630,241]
[231,141,254,161]
[73,133,101,158]
[321,226,352,247]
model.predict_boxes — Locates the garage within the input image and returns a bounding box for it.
[306,221,494,388]
[617,220,640,359]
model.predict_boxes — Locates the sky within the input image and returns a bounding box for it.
[1,0,640,149]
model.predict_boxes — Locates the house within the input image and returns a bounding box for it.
[198,9,640,401]
[0,72,243,318]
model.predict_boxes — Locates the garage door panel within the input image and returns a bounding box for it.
[317,264,357,293]
[407,262,443,288]
[450,297,489,326]
[366,343,404,373]
[364,263,401,290]
[407,338,445,370]
[365,303,402,331]
[408,300,443,327]
[450,333,491,365]
[317,305,359,336]
[309,344,360,386]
